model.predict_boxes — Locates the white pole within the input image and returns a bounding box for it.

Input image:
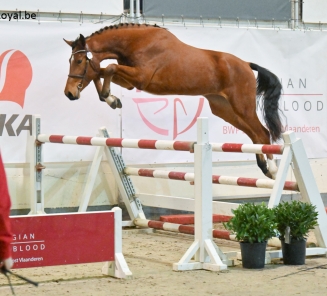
[194,117,212,262]
[173,118,228,271]
[291,0,295,29]
[102,207,133,279]
[295,0,299,27]
[129,0,135,22]
[135,0,140,23]
[29,115,45,215]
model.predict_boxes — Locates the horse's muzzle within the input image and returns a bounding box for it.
[65,91,79,101]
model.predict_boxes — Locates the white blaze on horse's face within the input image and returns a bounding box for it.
[65,50,93,101]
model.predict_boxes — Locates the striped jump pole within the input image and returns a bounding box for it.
[134,218,233,240]
[134,218,317,248]
[160,214,232,224]
[124,167,299,191]
[211,143,284,155]
[37,134,195,151]
[37,134,285,155]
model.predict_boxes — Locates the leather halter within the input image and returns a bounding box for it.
[68,49,97,90]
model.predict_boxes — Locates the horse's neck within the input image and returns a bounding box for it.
[87,40,116,61]
[87,30,132,61]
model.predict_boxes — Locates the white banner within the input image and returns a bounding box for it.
[0,21,326,164]
[0,21,121,163]
[121,27,327,164]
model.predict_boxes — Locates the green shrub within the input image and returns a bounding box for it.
[224,202,276,243]
[273,200,318,240]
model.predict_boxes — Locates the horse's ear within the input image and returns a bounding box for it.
[79,34,86,47]
[63,38,73,47]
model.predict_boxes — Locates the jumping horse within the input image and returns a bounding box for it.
[64,23,283,179]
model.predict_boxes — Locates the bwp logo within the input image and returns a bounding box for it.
[0,49,32,108]
[133,97,204,139]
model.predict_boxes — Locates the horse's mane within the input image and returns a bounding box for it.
[86,23,164,39]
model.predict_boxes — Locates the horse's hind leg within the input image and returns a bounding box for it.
[206,94,277,179]
[256,155,277,179]
[236,116,278,179]
[240,116,278,179]
[236,119,278,179]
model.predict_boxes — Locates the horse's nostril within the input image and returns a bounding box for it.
[66,91,77,100]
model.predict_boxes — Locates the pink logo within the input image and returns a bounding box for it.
[0,50,32,108]
[133,96,204,139]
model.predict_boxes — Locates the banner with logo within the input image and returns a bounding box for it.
[0,21,121,163]
[121,27,327,164]
[0,21,326,164]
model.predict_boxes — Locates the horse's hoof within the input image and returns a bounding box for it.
[116,98,122,108]
[265,171,273,179]
[110,101,117,109]
[110,94,119,100]
[99,96,105,102]
[104,98,116,109]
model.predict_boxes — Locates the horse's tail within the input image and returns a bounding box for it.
[250,63,283,142]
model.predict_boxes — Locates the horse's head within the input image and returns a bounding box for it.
[63,34,99,100]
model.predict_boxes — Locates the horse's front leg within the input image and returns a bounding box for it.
[93,77,105,102]
[101,63,151,109]
[93,76,122,108]
[103,63,151,92]
[100,66,122,109]
[94,69,134,105]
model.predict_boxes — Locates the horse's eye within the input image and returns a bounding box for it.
[77,60,82,64]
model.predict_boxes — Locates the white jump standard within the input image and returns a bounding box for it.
[31,114,327,271]
[32,116,231,271]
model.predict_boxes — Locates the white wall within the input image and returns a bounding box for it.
[303,0,327,23]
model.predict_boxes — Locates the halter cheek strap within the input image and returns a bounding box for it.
[68,50,88,79]
[68,50,94,90]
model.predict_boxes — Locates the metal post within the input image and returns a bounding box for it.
[29,115,45,215]
[291,0,295,29]
[135,0,140,23]
[295,0,299,27]
[129,0,135,22]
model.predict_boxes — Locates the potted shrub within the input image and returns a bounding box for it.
[224,202,276,269]
[273,200,318,265]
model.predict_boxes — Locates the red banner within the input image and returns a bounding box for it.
[10,212,115,268]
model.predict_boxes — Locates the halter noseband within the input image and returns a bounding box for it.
[68,49,96,90]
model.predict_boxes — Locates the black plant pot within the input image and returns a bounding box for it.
[240,241,267,269]
[281,238,306,265]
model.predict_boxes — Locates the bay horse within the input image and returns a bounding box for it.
[64,23,283,179]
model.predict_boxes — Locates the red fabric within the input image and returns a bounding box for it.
[0,153,12,260]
